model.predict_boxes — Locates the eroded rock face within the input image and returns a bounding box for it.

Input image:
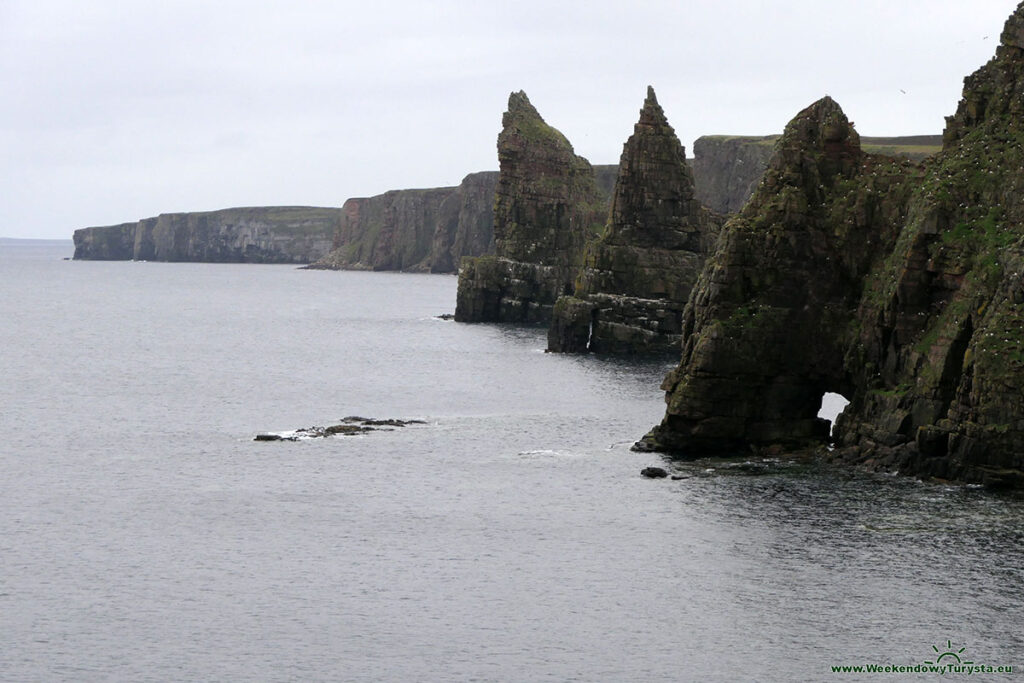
[638,3,1024,488]
[547,87,723,353]
[73,207,338,263]
[692,135,941,215]
[432,172,501,273]
[310,172,499,273]
[832,3,1024,488]
[692,136,779,214]
[635,96,921,454]
[454,91,607,323]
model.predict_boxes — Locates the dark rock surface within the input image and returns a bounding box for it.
[636,3,1024,488]
[547,87,724,354]
[640,466,669,478]
[454,91,607,323]
[635,96,907,454]
[73,206,339,263]
[254,416,427,441]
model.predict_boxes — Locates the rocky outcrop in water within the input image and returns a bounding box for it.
[636,3,1024,489]
[308,172,499,273]
[254,416,427,441]
[547,87,723,354]
[455,91,607,323]
[73,207,338,263]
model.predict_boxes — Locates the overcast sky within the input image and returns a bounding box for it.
[1,0,1020,239]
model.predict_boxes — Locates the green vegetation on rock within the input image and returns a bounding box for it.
[636,3,1024,489]
[547,86,723,354]
[455,91,608,324]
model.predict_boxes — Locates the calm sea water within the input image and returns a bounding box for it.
[2,240,1022,682]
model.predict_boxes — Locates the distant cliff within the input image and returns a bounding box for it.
[455,91,607,323]
[636,2,1024,489]
[308,172,497,273]
[548,87,723,354]
[71,134,936,270]
[691,134,941,213]
[691,136,778,214]
[73,206,338,263]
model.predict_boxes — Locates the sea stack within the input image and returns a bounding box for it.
[547,86,723,353]
[454,91,606,323]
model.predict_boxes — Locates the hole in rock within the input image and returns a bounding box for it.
[817,392,850,437]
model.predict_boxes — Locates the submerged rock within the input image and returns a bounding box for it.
[640,466,669,478]
[254,433,286,441]
[253,416,427,441]
[637,3,1024,488]
[547,86,723,354]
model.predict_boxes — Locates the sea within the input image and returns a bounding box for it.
[2,239,1022,682]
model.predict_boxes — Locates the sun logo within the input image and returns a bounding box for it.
[924,640,974,666]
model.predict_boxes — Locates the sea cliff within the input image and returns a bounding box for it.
[692,134,942,214]
[636,3,1024,489]
[73,206,338,263]
[308,172,497,273]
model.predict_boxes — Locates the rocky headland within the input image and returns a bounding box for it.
[636,3,1024,489]
[454,91,609,323]
[547,87,723,354]
[73,206,339,263]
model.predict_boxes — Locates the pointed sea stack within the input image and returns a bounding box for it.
[636,2,1024,489]
[547,86,723,353]
[454,92,606,323]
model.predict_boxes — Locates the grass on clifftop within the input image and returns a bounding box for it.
[697,135,941,161]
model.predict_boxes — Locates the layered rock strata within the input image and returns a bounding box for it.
[309,172,499,273]
[691,135,779,214]
[73,206,338,263]
[637,3,1024,489]
[547,87,723,354]
[692,135,942,214]
[455,92,607,323]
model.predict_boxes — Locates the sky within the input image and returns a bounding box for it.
[1,0,1020,239]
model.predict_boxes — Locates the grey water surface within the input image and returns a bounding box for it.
[2,241,1022,682]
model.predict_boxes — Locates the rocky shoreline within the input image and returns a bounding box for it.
[254,416,427,442]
